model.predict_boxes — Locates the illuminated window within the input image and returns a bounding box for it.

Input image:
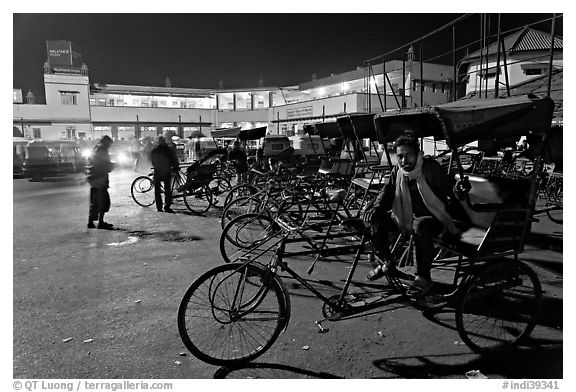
[60,91,78,105]
[66,127,76,138]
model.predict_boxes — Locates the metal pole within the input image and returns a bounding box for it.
[369,64,384,112]
[367,63,371,113]
[419,40,423,107]
[383,59,387,111]
[494,14,502,98]
[479,13,484,98]
[484,14,490,98]
[547,13,557,97]
[453,25,457,101]
[501,38,511,97]
[384,72,401,109]
[402,51,406,109]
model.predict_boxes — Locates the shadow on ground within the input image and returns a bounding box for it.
[373,344,562,378]
[213,362,343,379]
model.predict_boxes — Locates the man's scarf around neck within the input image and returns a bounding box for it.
[391,151,458,234]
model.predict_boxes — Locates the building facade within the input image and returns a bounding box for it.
[14,43,455,142]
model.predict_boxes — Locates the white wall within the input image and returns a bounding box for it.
[44,74,91,120]
[465,52,563,94]
[90,105,214,123]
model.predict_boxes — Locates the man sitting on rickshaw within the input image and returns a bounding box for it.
[363,131,461,297]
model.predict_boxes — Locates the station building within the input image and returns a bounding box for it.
[13,41,454,142]
[14,28,562,144]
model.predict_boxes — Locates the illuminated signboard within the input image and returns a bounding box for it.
[286,106,313,119]
[52,66,83,74]
[13,89,23,103]
[46,40,73,66]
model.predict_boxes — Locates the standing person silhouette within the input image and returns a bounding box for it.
[150,136,179,213]
[87,135,115,229]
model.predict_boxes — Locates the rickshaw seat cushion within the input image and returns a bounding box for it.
[433,226,486,257]
[455,174,531,229]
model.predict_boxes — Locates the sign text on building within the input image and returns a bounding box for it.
[286,106,313,119]
[47,41,73,66]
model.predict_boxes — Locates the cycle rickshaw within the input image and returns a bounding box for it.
[130,149,229,214]
[177,94,555,365]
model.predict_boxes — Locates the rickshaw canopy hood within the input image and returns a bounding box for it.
[375,94,554,147]
[211,127,241,139]
[310,122,342,139]
[239,126,267,141]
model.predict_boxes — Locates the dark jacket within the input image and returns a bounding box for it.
[228,147,248,173]
[151,144,179,178]
[87,143,114,187]
[373,156,451,217]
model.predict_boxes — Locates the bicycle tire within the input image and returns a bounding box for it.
[545,205,563,224]
[209,175,232,196]
[221,196,266,229]
[178,262,289,366]
[183,184,213,214]
[220,213,278,259]
[223,184,258,207]
[130,176,155,207]
[455,260,542,355]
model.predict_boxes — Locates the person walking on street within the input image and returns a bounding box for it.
[363,131,460,297]
[87,135,115,229]
[135,138,153,172]
[151,136,179,213]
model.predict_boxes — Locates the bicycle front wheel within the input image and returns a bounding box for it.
[220,213,278,263]
[456,260,542,354]
[131,176,155,207]
[209,175,232,196]
[545,204,563,224]
[178,263,289,366]
[223,184,258,207]
[183,184,213,214]
[221,196,266,229]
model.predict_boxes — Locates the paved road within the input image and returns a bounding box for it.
[12,169,563,379]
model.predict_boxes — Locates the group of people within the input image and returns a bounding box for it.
[86,130,461,297]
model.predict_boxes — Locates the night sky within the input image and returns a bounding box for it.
[13,13,559,101]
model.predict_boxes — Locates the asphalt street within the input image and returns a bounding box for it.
[12,168,563,379]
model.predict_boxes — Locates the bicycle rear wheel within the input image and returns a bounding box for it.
[209,175,232,196]
[178,263,289,366]
[131,176,155,207]
[221,196,266,229]
[456,260,542,354]
[545,204,563,224]
[221,212,278,255]
[224,184,258,207]
[183,184,213,214]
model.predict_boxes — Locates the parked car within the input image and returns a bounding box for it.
[262,135,290,157]
[22,140,85,181]
[13,137,32,176]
